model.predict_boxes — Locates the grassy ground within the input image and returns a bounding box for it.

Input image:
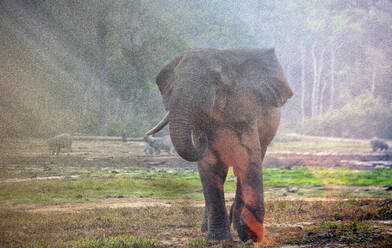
[1,168,391,205]
[1,199,391,247]
[0,136,391,247]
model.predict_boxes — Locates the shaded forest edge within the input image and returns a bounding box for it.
[1,1,391,140]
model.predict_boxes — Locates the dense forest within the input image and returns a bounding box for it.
[1,0,391,139]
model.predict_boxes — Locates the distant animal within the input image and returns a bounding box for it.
[144,143,156,155]
[121,129,128,142]
[47,133,72,155]
[370,137,389,152]
[287,187,299,193]
[143,135,175,155]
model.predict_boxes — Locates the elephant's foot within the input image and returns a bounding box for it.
[235,219,261,242]
[201,222,208,232]
[230,201,264,242]
[201,211,208,232]
[206,228,232,240]
[230,198,243,229]
[201,208,232,239]
[204,217,232,240]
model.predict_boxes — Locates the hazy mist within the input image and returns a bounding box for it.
[1,0,391,139]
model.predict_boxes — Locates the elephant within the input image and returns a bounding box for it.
[370,137,389,152]
[144,143,156,155]
[144,135,175,155]
[47,133,72,155]
[146,48,292,242]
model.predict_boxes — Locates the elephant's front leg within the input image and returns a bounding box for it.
[231,161,265,242]
[198,156,231,240]
[229,126,266,242]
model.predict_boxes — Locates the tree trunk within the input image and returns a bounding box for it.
[300,42,306,127]
[316,47,326,115]
[126,102,133,121]
[329,47,336,109]
[82,87,88,116]
[329,42,343,109]
[311,42,326,117]
[115,99,131,122]
[311,43,316,118]
[371,63,376,96]
[96,6,109,136]
[82,78,92,116]
[98,78,109,136]
[114,98,120,120]
[320,77,328,114]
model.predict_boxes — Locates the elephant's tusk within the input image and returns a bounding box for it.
[145,112,170,136]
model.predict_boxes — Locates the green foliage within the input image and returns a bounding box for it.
[307,92,392,138]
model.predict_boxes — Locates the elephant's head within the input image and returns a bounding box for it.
[146,48,292,162]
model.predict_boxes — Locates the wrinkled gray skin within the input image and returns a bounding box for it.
[147,48,292,242]
[144,135,175,155]
[370,137,389,152]
[47,133,72,155]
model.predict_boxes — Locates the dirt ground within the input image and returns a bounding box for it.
[0,137,391,247]
[1,135,391,171]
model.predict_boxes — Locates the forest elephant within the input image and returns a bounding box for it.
[370,137,389,152]
[144,135,175,155]
[47,133,72,155]
[146,48,292,242]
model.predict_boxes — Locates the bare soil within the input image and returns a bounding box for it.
[1,136,391,173]
[266,151,392,170]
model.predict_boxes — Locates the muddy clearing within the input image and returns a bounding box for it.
[0,136,391,247]
[1,136,391,175]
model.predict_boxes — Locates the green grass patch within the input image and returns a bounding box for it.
[263,167,392,188]
[0,175,203,204]
[264,168,322,187]
[1,168,391,205]
[311,168,392,186]
[70,235,158,248]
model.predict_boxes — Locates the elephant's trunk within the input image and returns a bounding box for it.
[169,107,207,162]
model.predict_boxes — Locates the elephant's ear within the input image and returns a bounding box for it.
[238,49,293,107]
[156,54,185,110]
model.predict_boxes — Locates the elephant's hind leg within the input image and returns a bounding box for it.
[198,154,232,240]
